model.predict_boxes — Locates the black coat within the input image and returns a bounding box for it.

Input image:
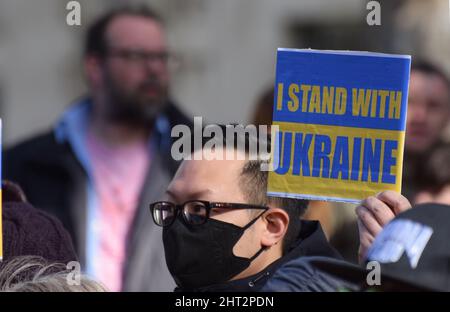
[175,220,342,292]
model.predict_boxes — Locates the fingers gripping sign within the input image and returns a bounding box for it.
[356,191,411,263]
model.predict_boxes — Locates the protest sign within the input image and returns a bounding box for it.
[268,49,411,203]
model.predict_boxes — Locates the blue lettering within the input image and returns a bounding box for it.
[351,137,362,181]
[312,135,331,178]
[361,138,381,182]
[292,133,313,176]
[382,140,397,184]
[274,131,293,175]
[331,136,349,179]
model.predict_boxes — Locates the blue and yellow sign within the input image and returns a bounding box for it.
[268,49,411,203]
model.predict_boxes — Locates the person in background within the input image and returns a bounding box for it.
[4,5,192,291]
[413,143,450,205]
[402,61,450,201]
[2,181,78,265]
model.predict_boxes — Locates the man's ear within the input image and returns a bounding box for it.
[260,207,289,248]
[84,55,104,89]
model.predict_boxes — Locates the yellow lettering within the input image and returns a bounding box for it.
[388,91,402,119]
[370,89,377,117]
[300,85,311,112]
[287,84,300,112]
[378,90,389,118]
[276,83,284,111]
[322,86,334,114]
[352,88,371,117]
[335,87,347,115]
[309,86,321,113]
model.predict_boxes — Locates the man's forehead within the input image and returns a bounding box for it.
[191,147,249,160]
[178,156,246,179]
[106,15,166,48]
[410,72,450,100]
[411,71,449,90]
[167,157,246,199]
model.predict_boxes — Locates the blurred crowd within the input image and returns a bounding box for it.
[1,4,450,292]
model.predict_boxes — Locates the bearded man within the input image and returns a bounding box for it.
[4,6,191,292]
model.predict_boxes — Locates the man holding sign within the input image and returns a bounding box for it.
[148,49,413,291]
[150,125,411,291]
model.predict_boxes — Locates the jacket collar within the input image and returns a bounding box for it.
[53,97,173,171]
[176,220,341,292]
[54,97,93,175]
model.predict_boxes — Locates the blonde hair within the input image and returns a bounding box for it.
[0,256,108,292]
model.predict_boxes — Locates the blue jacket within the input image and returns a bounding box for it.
[176,220,342,292]
[262,256,361,292]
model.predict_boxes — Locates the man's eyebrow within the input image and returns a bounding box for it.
[165,189,178,201]
[165,188,212,201]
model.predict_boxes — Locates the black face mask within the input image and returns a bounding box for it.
[163,212,266,289]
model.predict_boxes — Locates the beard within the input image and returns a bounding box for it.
[103,74,169,126]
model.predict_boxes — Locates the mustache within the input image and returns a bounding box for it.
[139,76,162,90]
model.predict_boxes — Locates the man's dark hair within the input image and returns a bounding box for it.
[198,124,308,255]
[411,60,450,92]
[85,5,163,57]
[239,160,307,255]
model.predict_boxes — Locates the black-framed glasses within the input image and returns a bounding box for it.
[150,200,269,227]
